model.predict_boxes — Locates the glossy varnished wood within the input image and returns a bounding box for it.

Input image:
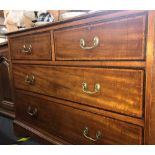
[54,14,146,61]
[7,10,155,144]
[13,65,144,118]
[145,11,155,144]
[16,89,144,127]
[15,92,143,145]
[7,11,146,37]
[12,60,146,68]
[9,31,52,60]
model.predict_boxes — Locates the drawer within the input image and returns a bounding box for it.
[16,92,143,144]
[9,32,51,60]
[54,15,146,61]
[13,65,144,118]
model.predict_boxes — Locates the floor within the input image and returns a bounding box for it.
[0,115,39,145]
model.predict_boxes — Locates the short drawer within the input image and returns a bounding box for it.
[16,92,143,144]
[9,32,51,60]
[13,65,144,118]
[54,14,146,61]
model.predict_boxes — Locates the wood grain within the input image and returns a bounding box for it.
[7,11,146,37]
[16,89,145,127]
[54,15,146,61]
[10,32,52,60]
[15,92,143,144]
[12,60,146,68]
[7,10,155,144]
[145,11,155,144]
[13,65,144,118]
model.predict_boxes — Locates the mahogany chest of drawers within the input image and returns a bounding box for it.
[6,10,155,144]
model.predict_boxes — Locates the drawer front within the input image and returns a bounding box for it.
[13,65,144,118]
[10,32,51,60]
[54,15,146,60]
[16,92,143,144]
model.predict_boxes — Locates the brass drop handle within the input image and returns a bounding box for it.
[80,36,99,50]
[82,82,101,95]
[25,75,35,85]
[27,106,38,117]
[83,127,102,142]
[21,44,32,54]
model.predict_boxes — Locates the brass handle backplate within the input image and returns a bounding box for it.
[21,44,32,54]
[83,127,102,142]
[82,82,100,95]
[25,75,35,85]
[80,36,99,50]
[27,106,38,117]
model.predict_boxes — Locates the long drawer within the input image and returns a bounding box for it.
[13,65,144,118]
[15,92,143,144]
[9,32,52,60]
[54,14,146,61]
